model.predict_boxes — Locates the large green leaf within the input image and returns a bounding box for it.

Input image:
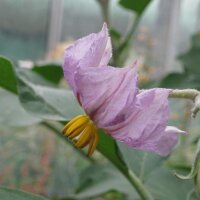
[117,143,198,200]
[0,89,41,127]
[0,187,48,200]
[16,69,83,121]
[117,142,164,181]
[146,167,198,200]
[160,73,200,89]
[119,0,151,15]
[0,57,82,121]
[160,32,200,91]
[74,164,137,200]
[178,33,200,75]
[179,48,200,75]
[0,56,17,93]
[69,164,198,200]
[32,63,63,84]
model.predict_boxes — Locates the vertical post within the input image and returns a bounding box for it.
[153,0,181,74]
[196,0,200,31]
[46,0,64,58]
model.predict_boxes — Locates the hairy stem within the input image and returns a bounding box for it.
[169,89,199,100]
[169,89,200,118]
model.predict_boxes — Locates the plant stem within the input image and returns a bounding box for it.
[102,151,153,200]
[119,15,140,50]
[96,0,110,26]
[169,89,199,100]
[169,89,200,118]
[43,122,152,199]
[116,14,140,55]
[125,169,154,200]
[42,121,95,163]
[108,158,153,200]
[194,173,200,199]
[112,15,139,66]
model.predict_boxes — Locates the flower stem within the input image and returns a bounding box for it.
[124,169,154,200]
[169,89,200,118]
[169,89,199,100]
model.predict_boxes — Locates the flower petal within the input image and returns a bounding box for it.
[153,126,186,156]
[62,23,186,156]
[63,23,112,94]
[121,126,185,156]
[74,64,138,127]
[105,88,184,156]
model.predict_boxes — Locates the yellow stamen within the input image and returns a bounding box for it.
[62,115,86,134]
[62,115,99,157]
[68,126,85,139]
[63,115,89,136]
[88,126,99,157]
[75,124,93,148]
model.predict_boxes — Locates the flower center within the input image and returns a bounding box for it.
[62,115,99,156]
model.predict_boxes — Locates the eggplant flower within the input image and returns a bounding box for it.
[62,23,186,157]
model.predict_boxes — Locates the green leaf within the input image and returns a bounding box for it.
[0,56,83,122]
[117,142,164,181]
[119,0,151,15]
[19,68,57,87]
[109,29,121,41]
[117,141,198,200]
[32,63,63,84]
[160,73,187,88]
[16,69,83,121]
[160,73,200,89]
[0,60,81,121]
[0,56,17,93]
[97,130,127,173]
[74,164,137,200]
[0,187,48,200]
[178,33,200,76]
[191,33,200,49]
[0,89,41,127]
[179,48,200,75]
[146,167,198,200]
[74,165,198,200]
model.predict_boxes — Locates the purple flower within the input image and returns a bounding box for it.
[62,23,185,156]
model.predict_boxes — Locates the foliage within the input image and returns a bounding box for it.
[0,1,200,200]
[0,57,17,93]
[0,187,48,200]
[119,0,151,15]
[160,33,200,90]
[1,45,198,200]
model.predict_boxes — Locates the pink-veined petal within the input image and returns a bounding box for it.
[153,126,186,156]
[74,64,138,126]
[62,23,186,157]
[105,88,184,155]
[63,23,112,94]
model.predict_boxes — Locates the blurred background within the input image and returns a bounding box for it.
[0,0,200,71]
[1,0,200,200]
